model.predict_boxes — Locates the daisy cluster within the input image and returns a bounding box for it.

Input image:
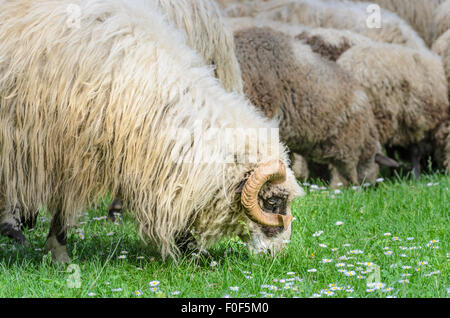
[307,221,446,297]
[87,279,182,298]
[255,272,306,298]
[301,178,385,199]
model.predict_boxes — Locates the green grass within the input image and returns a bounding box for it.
[0,174,448,298]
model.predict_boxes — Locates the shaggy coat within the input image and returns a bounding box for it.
[155,0,243,93]
[233,26,382,185]
[0,0,303,259]
[222,0,427,50]
[101,0,245,221]
[350,0,446,47]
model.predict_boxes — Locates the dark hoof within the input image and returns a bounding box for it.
[21,214,37,230]
[0,222,29,246]
[107,199,123,222]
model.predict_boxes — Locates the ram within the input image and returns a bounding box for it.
[0,0,303,261]
[2,0,248,241]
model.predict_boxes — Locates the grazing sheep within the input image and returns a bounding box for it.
[350,0,446,47]
[228,18,399,182]
[283,22,449,176]
[433,0,450,42]
[337,43,449,176]
[223,0,427,50]
[232,25,388,187]
[0,0,303,261]
[2,0,247,238]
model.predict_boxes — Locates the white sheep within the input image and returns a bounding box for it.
[0,0,303,261]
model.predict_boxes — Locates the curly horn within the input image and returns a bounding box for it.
[241,160,293,230]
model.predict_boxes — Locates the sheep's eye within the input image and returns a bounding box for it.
[267,199,276,205]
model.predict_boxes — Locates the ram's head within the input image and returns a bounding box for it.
[238,160,303,255]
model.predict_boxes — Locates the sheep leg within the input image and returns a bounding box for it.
[21,213,37,230]
[333,162,359,187]
[290,153,309,181]
[329,167,346,188]
[107,198,123,222]
[0,206,29,246]
[175,232,210,257]
[45,212,71,263]
[410,144,422,178]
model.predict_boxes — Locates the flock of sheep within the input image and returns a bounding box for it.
[221,0,450,184]
[0,0,448,262]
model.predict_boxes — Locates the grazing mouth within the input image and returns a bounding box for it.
[260,224,285,238]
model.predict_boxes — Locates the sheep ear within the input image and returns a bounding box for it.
[235,178,247,194]
[375,153,400,168]
[235,171,253,194]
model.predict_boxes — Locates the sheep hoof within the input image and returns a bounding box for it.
[0,222,29,246]
[45,235,71,263]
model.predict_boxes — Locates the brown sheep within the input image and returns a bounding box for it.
[291,25,449,176]
[233,26,388,187]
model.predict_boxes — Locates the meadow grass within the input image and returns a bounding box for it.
[0,173,448,298]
